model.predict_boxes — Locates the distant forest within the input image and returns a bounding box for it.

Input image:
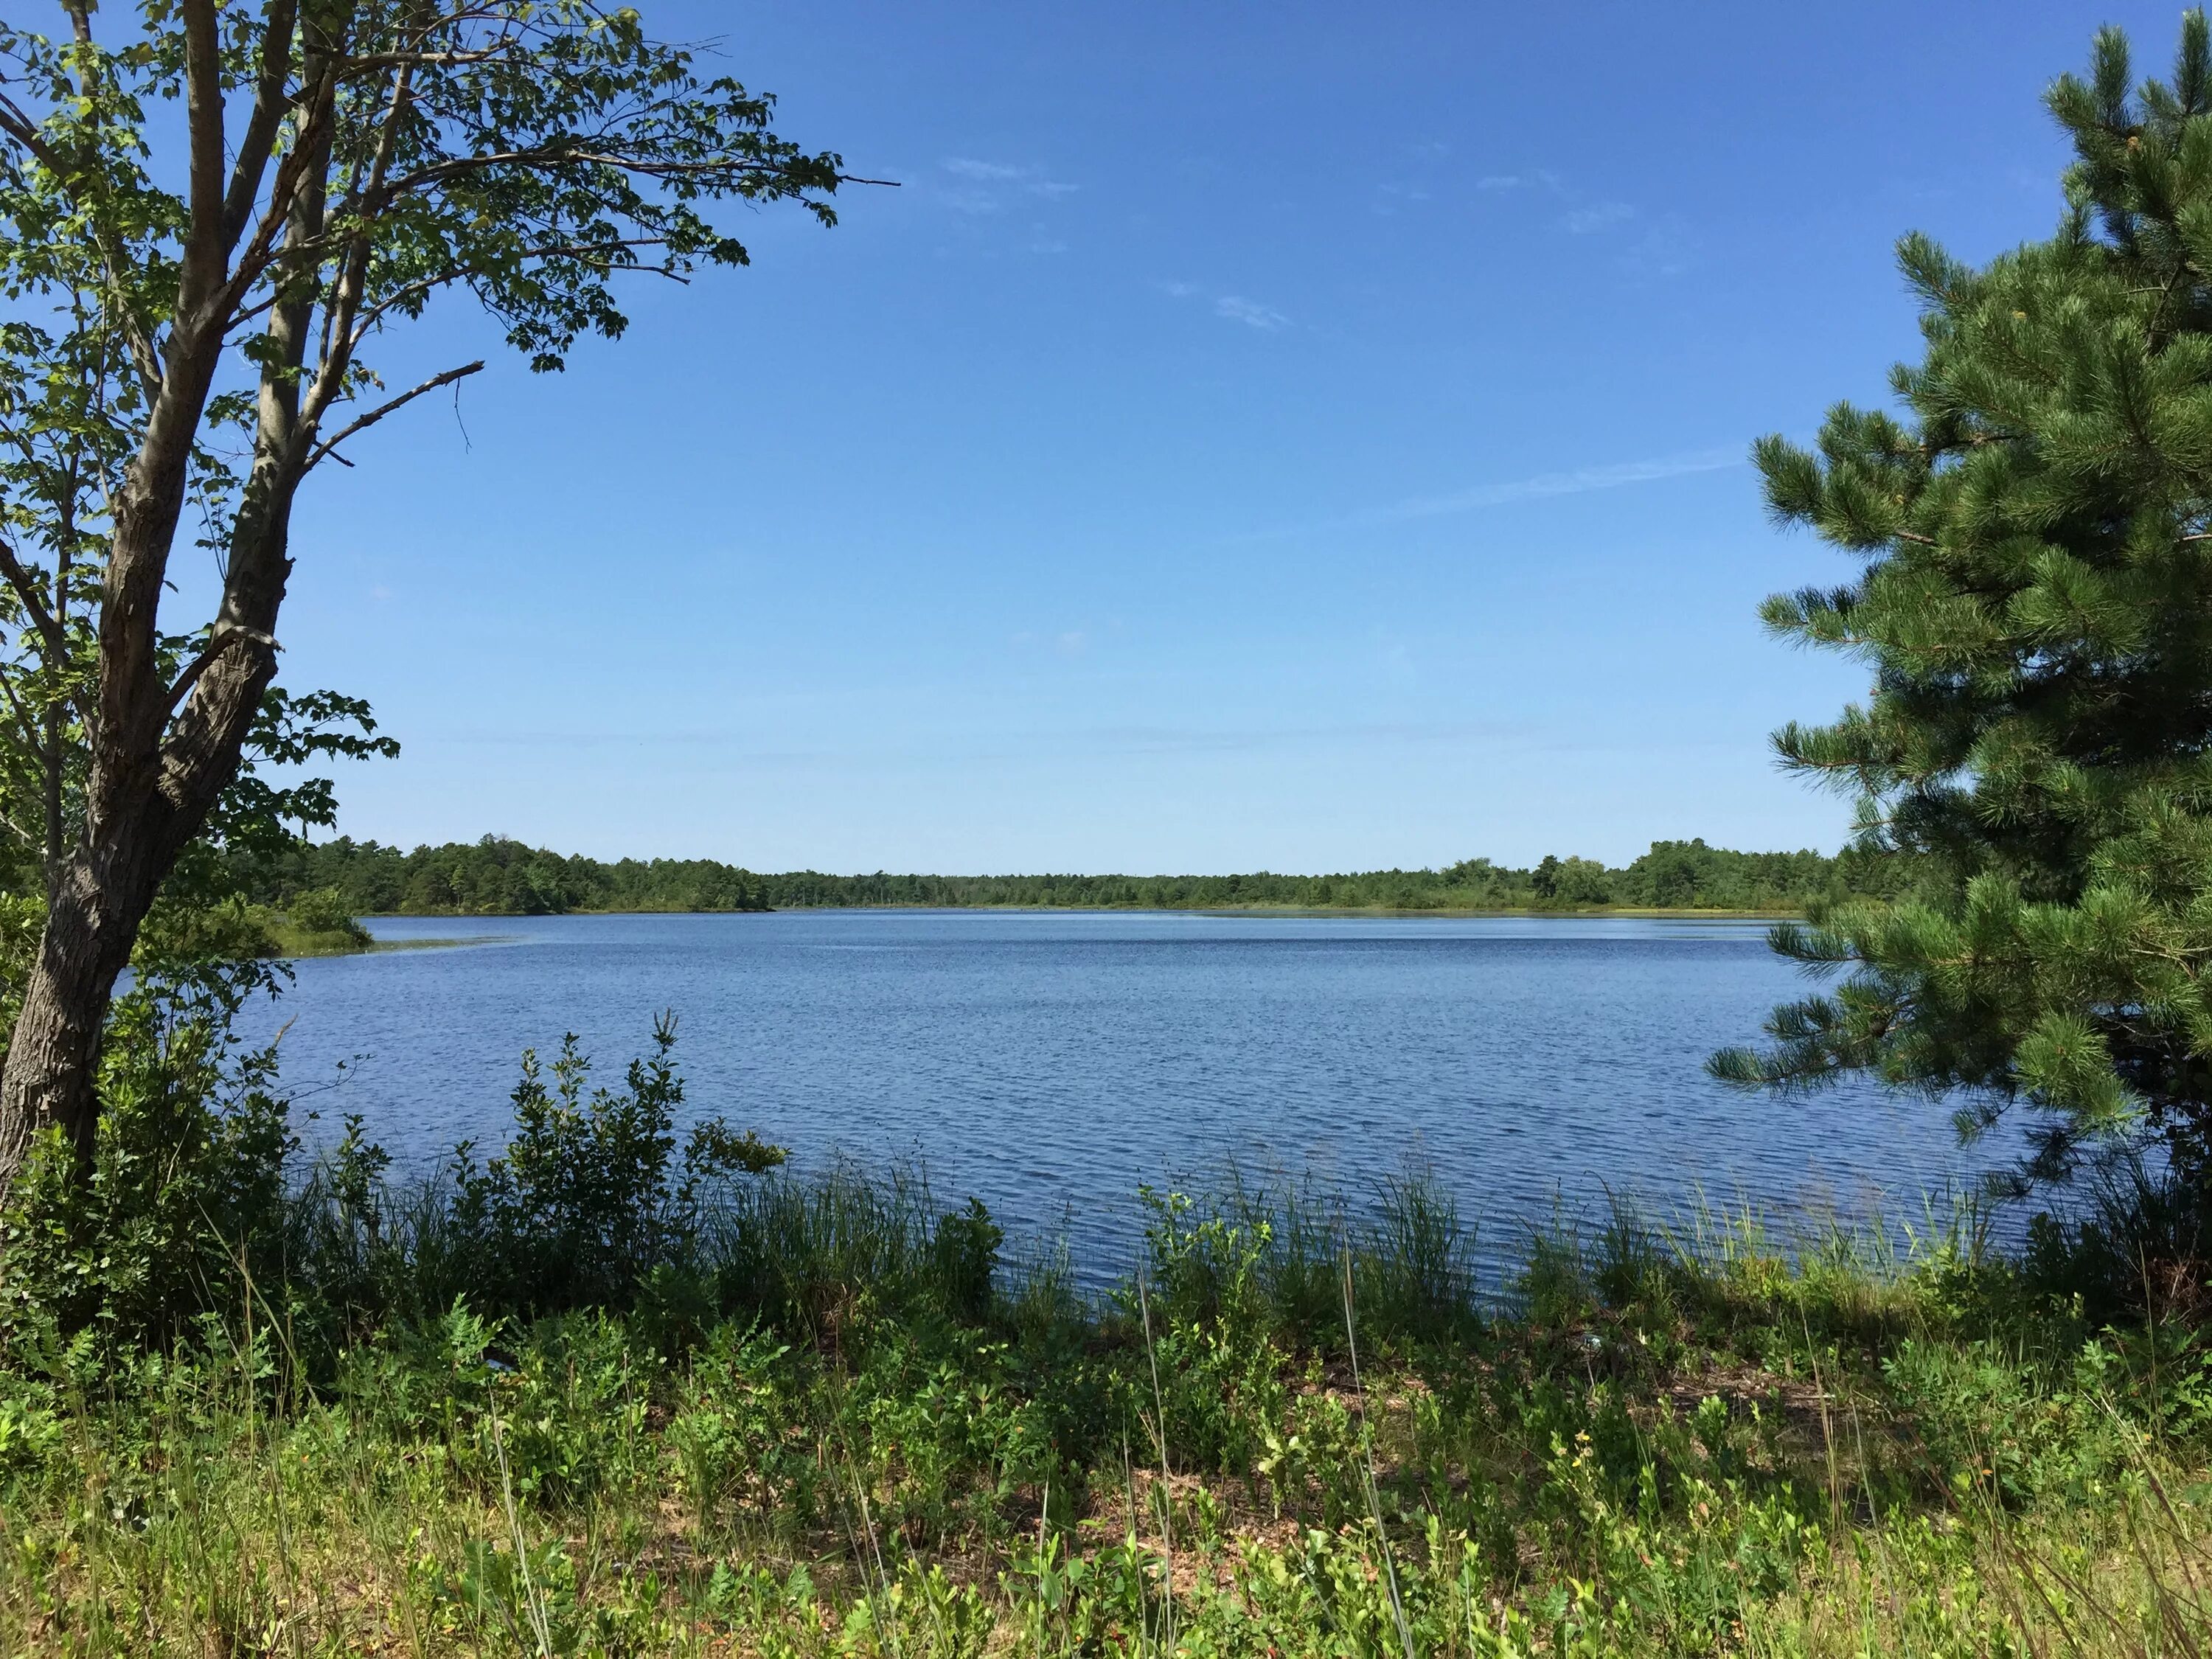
[232,835,1924,917]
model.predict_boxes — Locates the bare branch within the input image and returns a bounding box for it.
[210,55,344,333]
[0,549,89,729]
[305,361,484,473]
[0,537,69,666]
[0,92,66,171]
[220,0,302,253]
[299,59,422,437]
[368,144,843,206]
[341,47,512,73]
[0,658,48,759]
[0,802,41,852]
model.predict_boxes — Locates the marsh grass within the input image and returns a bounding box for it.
[10,1152,2212,1655]
[9,1018,2212,1658]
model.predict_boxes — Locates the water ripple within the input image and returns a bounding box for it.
[237,911,2025,1279]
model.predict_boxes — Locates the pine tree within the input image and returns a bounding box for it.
[1714,13,2212,1189]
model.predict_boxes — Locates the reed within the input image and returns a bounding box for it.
[10,1147,2212,1655]
[12,1010,2212,1658]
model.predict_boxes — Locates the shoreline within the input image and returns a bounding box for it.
[354,901,1801,922]
[293,903,1798,958]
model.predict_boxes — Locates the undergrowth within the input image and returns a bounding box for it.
[4,1020,2212,1655]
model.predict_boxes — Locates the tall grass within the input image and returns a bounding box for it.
[10,1142,2212,1653]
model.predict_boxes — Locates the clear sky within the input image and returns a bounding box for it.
[262,0,2188,874]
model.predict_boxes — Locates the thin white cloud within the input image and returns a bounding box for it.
[942,157,1025,180]
[1561,201,1635,234]
[939,158,1079,199]
[1374,181,1430,218]
[1233,446,1745,543]
[1478,169,1562,195]
[1383,448,1738,521]
[1159,283,1293,331]
[1214,294,1290,330]
[1624,216,1697,278]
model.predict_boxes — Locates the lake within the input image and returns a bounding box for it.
[239,910,2022,1278]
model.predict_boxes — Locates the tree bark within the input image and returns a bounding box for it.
[0,1,324,1197]
[0,510,285,1185]
[1,810,177,1173]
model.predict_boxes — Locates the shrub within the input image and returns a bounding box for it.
[283,888,371,948]
[439,1014,785,1317]
[0,990,293,1354]
[931,1197,1004,1324]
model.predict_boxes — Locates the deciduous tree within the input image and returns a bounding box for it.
[0,1,852,1194]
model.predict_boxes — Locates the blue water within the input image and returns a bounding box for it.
[237,911,2021,1274]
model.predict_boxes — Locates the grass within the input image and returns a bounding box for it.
[257,888,504,959]
[263,917,378,957]
[7,1165,2212,1656]
[273,928,505,958]
[264,925,495,958]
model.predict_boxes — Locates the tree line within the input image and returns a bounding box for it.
[229,833,1924,917]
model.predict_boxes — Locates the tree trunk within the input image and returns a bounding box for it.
[0,1,341,1200]
[0,426,290,1197]
[0,830,170,1176]
[0,619,280,1190]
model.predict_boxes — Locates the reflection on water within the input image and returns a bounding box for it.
[237,910,2020,1276]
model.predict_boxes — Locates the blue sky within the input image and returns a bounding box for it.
[263,1,2184,874]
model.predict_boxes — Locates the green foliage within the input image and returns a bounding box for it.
[930,1197,1004,1326]
[705,1160,1012,1340]
[238,830,1920,917]
[0,0,846,1183]
[276,887,370,952]
[1129,1187,1290,1472]
[1722,10,2212,1189]
[0,982,2200,1659]
[5,1167,2210,1655]
[0,692,395,1355]
[667,1321,813,1534]
[1532,853,1612,905]
[238,833,774,914]
[0,993,293,1353]
[437,1015,787,1318]
[0,0,845,556]
[1127,1169,1484,1357]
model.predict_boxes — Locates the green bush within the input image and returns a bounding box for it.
[931,1197,1004,1324]
[439,1015,785,1317]
[0,992,293,1354]
[282,887,370,947]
